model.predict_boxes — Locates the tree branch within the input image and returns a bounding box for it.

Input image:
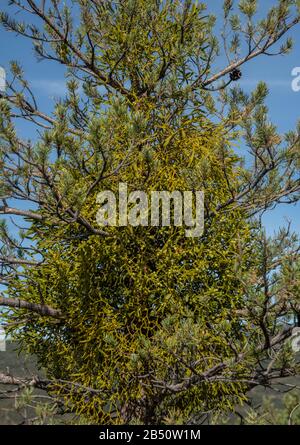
[201,17,300,88]
[0,297,62,318]
[0,205,44,221]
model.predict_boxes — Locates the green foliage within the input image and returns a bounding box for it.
[6,120,252,423]
[0,0,300,425]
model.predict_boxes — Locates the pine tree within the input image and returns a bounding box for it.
[0,0,300,424]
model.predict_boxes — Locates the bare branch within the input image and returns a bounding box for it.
[0,297,62,318]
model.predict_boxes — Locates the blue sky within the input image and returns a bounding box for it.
[0,0,299,236]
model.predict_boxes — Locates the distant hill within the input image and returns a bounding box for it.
[0,341,43,424]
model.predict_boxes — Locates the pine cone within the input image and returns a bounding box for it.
[230,69,242,81]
